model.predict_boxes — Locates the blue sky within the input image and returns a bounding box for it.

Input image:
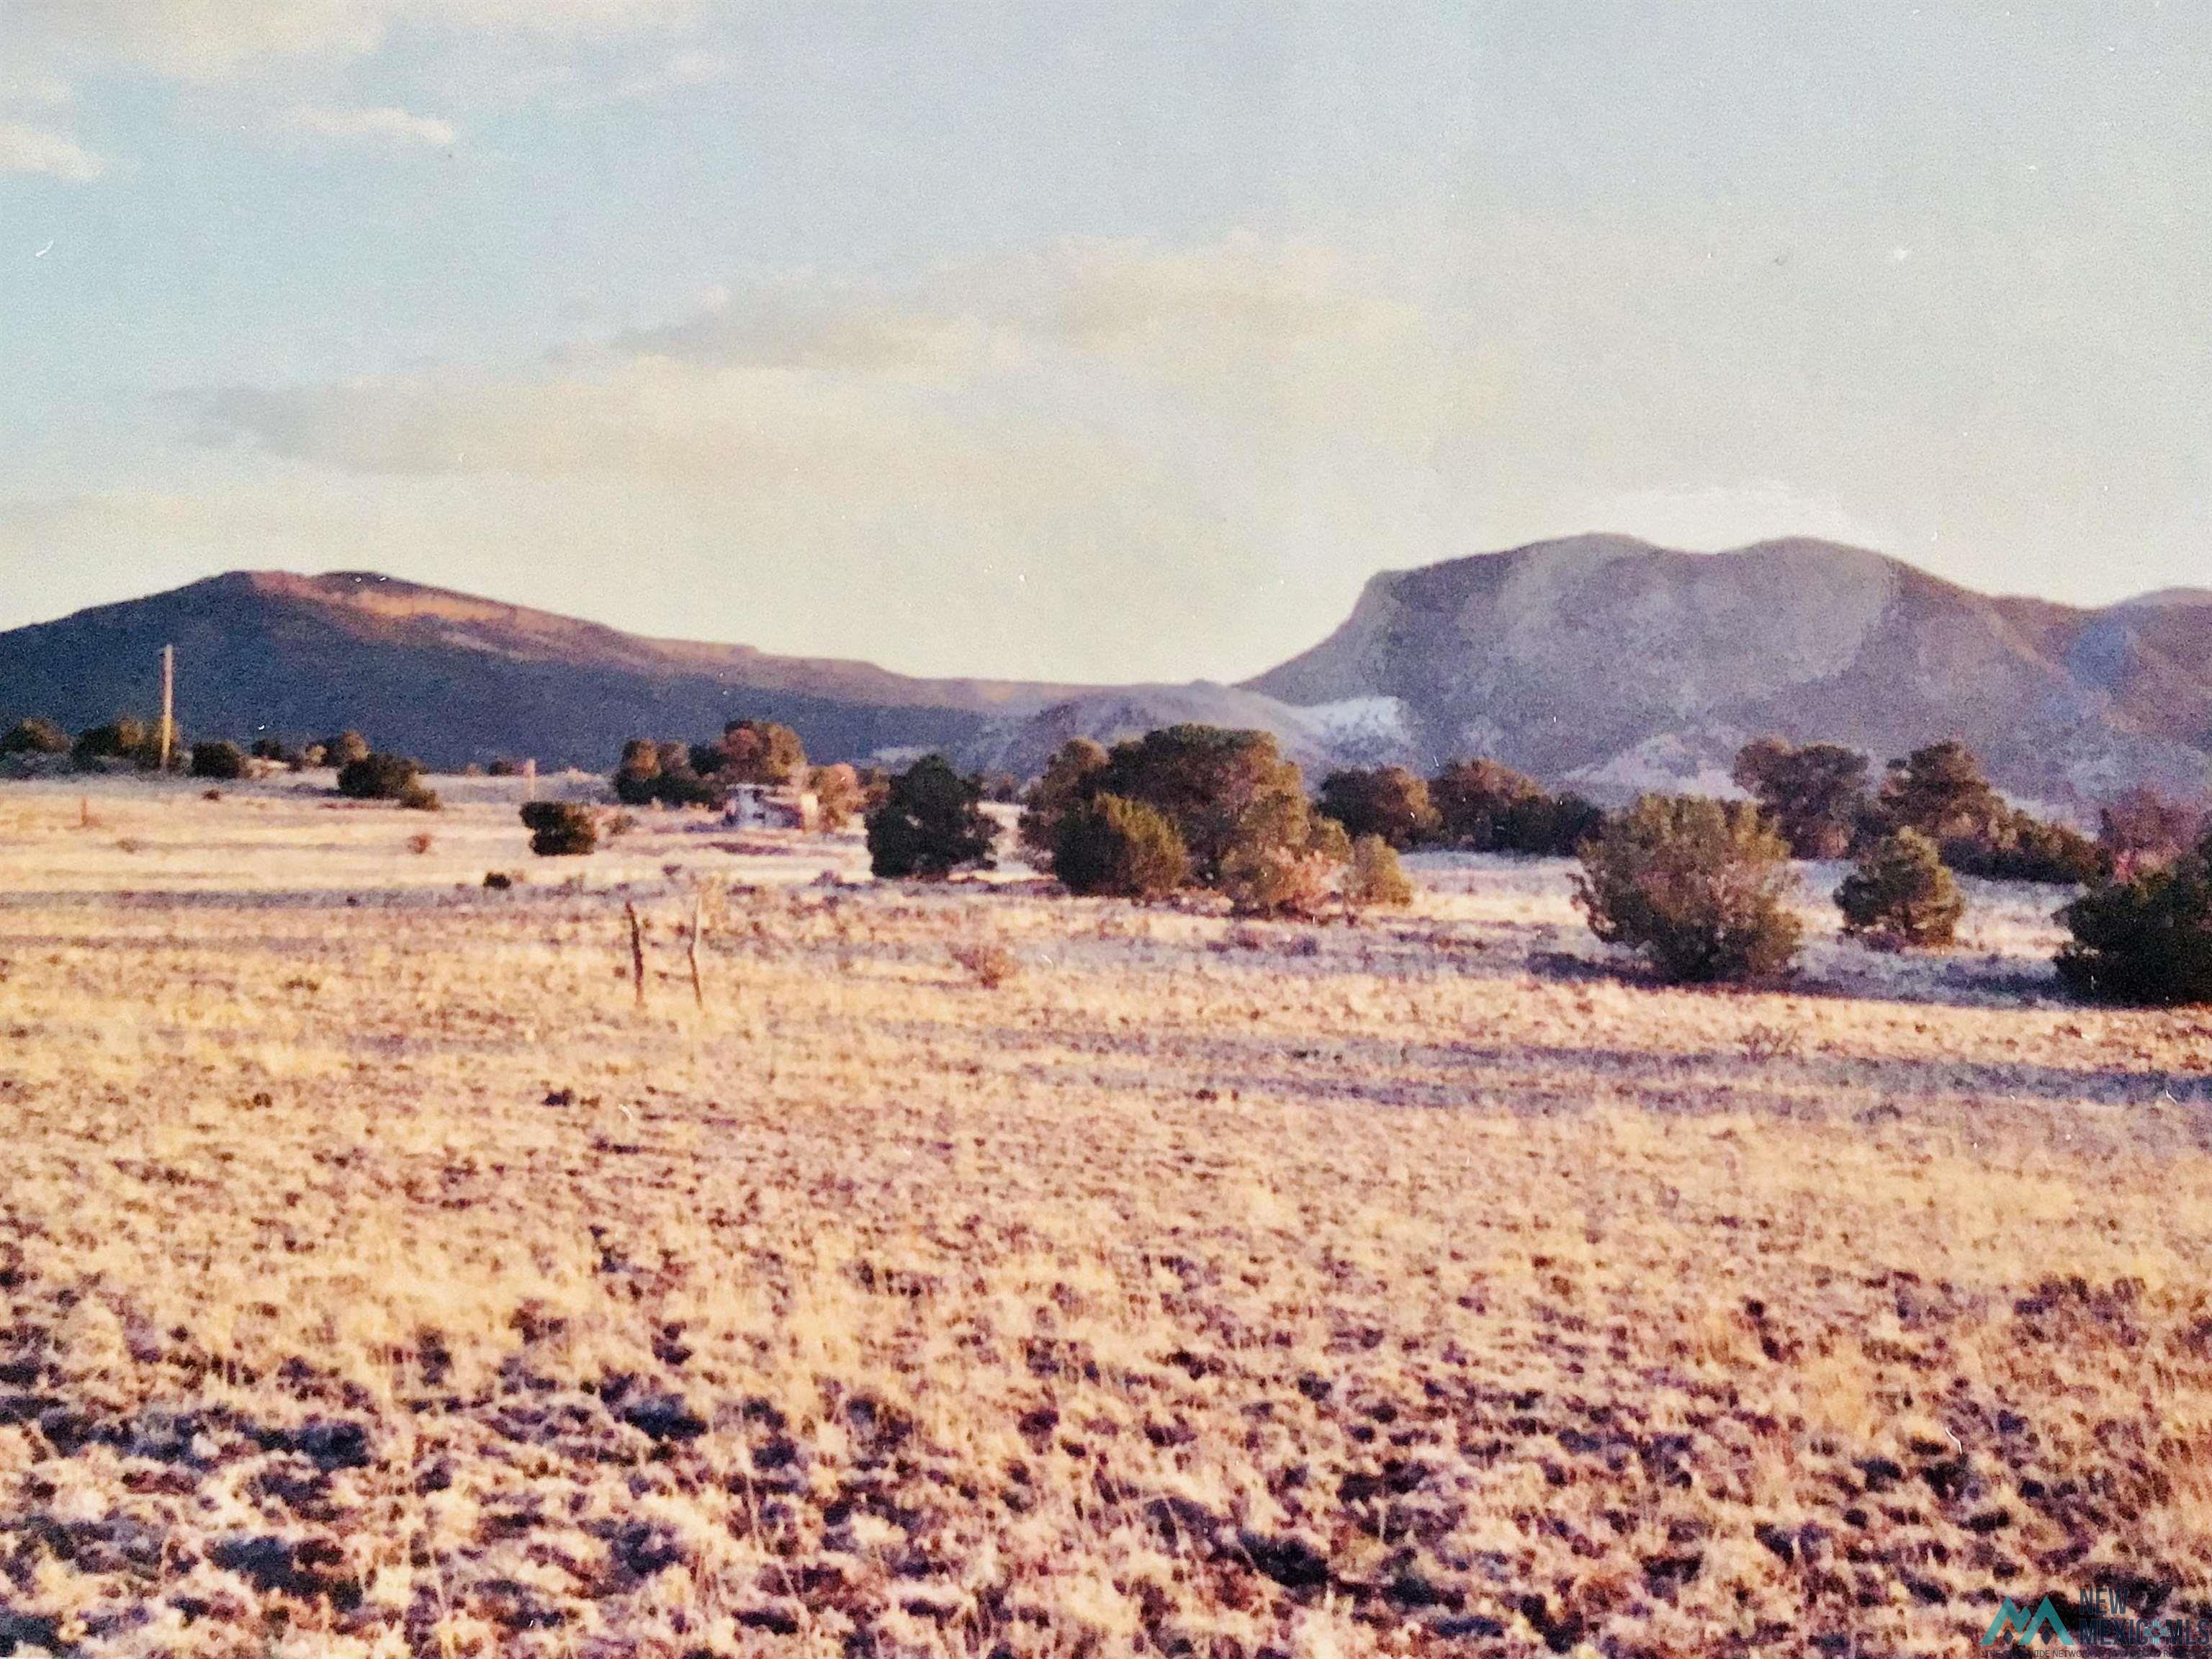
[1,3,2205,681]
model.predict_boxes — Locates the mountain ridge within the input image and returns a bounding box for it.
[3,541,2206,806]
[0,570,1083,771]
[1238,534,2211,809]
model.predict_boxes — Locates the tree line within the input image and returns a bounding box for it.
[19,701,2200,1003]
[557,716,2209,999]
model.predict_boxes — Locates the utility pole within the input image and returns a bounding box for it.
[158,644,176,772]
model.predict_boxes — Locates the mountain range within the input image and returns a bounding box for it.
[3,539,2206,809]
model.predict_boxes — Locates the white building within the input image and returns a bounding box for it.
[724,783,819,832]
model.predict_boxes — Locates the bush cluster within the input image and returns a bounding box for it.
[614,739,723,809]
[338,751,439,810]
[1421,759,1604,855]
[809,763,865,831]
[613,719,812,809]
[1,718,70,757]
[1732,734,2113,888]
[323,730,372,768]
[521,801,598,858]
[189,740,249,781]
[1938,808,2106,885]
[8,719,400,779]
[1731,739,1869,858]
[1022,727,1351,914]
[1316,766,1437,850]
[71,716,179,771]
[1216,792,1349,919]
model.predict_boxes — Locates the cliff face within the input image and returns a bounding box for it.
[1243,536,2212,807]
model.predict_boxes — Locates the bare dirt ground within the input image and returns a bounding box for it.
[0,776,2207,1657]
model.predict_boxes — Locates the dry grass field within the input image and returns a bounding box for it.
[0,775,2208,1658]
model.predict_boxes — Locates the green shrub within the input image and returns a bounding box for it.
[1941,807,2107,886]
[1835,828,1964,948]
[1732,737,1871,858]
[1573,795,1802,983]
[1429,757,1545,849]
[251,737,301,765]
[1,718,69,757]
[1216,790,1348,918]
[612,737,726,809]
[73,717,149,768]
[1052,793,1190,900]
[323,729,372,768]
[866,756,997,878]
[1018,737,1110,860]
[1317,766,1439,850]
[1095,726,1309,884]
[1874,739,2004,843]
[613,737,664,804]
[2056,837,2212,1005]
[1493,791,1606,856]
[338,751,425,801]
[189,740,248,781]
[521,801,598,857]
[1427,757,1601,854]
[1341,835,1413,912]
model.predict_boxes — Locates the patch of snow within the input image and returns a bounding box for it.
[1567,732,1743,800]
[1287,696,1416,765]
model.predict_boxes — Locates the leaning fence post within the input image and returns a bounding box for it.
[688,889,706,1011]
[625,901,646,1009]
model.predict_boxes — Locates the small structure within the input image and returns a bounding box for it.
[724,783,819,832]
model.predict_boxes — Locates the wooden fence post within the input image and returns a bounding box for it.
[688,889,705,1010]
[625,901,646,1009]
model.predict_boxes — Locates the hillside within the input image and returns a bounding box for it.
[1244,535,2212,807]
[4,545,2207,804]
[0,572,1081,771]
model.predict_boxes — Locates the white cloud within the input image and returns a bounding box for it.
[0,76,76,109]
[5,0,687,81]
[282,104,457,147]
[149,233,1475,680]
[0,120,105,181]
[197,235,1458,488]
[1580,481,1899,557]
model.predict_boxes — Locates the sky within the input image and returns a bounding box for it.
[0,2,2204,683]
